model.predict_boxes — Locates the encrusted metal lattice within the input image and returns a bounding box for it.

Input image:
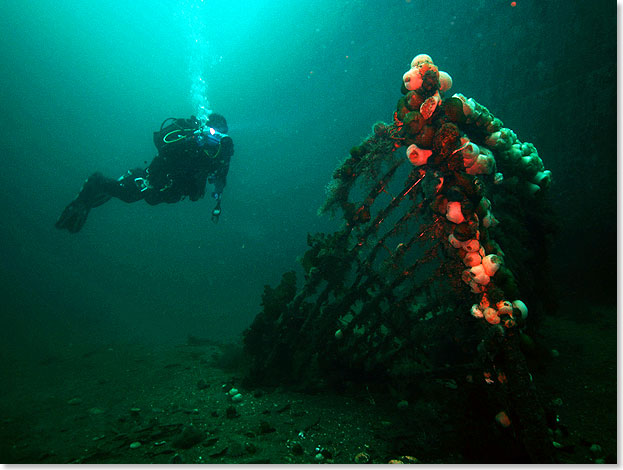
[244,53,556,462]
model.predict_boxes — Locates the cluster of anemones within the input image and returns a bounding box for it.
[453,93,552,196]
[470,295,528,328]
[400,54,551,329]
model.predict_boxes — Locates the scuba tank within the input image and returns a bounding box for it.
[153,117,199,154]
[153,116,229,161]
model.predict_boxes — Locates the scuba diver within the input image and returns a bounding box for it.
[56,113,233,233]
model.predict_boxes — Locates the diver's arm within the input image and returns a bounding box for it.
[209,142,232,222]
[209,161,228,222]
[210,156,229,198]
[212,137,233,195]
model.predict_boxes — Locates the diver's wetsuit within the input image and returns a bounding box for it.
[56,116,233,233]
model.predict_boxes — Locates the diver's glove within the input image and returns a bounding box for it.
[55,199,90,233]
[211,198,222,224]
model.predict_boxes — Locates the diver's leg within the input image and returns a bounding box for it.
[111,168,185,205]
[55,172,114,233]
[144,186,182,205]
[116,168,173,206]
[108,168,149,203]
[55,169,150,233]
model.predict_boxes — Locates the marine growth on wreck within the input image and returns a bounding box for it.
[244,54,556,462]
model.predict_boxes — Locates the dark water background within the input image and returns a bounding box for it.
[0,1,616,360]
